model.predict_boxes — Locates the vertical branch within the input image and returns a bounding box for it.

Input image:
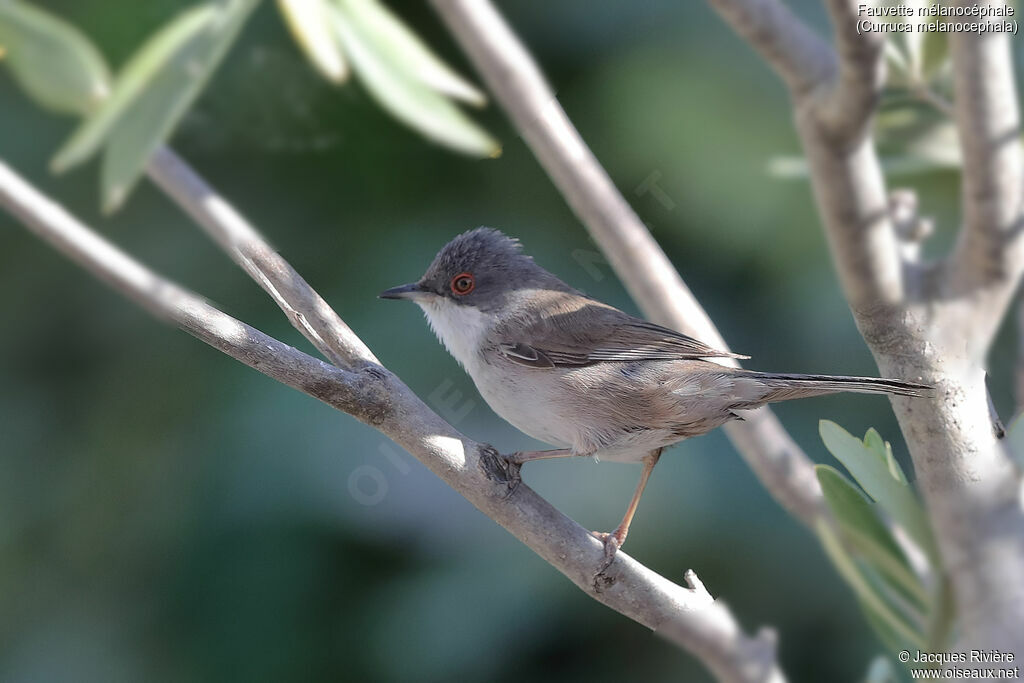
[709,0,1024,657]
[1017,295,1024,417]
[948,0,1024,344]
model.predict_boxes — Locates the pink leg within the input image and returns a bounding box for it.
[506,448,576,465]
[594,449,662,569]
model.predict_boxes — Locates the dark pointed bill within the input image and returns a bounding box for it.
[379,282,432,301]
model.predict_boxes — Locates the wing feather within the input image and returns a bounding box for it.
[494,293,746,369]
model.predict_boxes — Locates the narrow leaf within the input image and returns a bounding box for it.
[816,519,925,650]
[330,3,498,157]
[816,465,926,607]
[51,4,217,174]
[0,1,110,115]
[864,428,908,484]
[99,0,258,212]
[820,421,938,563]
[818,465,906,561]
[338,0,485,106]
[277,0,348,83]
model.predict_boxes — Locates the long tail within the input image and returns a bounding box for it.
[740,372,933,403]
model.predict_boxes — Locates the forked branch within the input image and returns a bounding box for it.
[0,158,785,683]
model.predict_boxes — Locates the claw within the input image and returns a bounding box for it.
[477,444,521,498]
[590,530,624,591]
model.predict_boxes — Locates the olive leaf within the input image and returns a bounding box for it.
[816,465,926,609]
[0,0,110,115]
[51,0,258,212]
[336,0,485,106]
[330,0,498,157]
[277,0,348,83]
[820,420,938,563]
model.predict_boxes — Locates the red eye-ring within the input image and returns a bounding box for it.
[450,272,475,295]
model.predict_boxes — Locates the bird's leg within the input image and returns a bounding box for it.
[593,449,662,571]
[504,448,576,464]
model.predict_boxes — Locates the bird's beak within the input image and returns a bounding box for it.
[378,282,433,302]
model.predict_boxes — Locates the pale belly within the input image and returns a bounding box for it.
[466,356,686,463]
[469,359,578,449]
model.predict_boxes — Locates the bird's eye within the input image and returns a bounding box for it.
[450,272,475,295]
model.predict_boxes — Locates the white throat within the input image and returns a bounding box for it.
[418,299,492,371]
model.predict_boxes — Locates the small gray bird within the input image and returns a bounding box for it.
[380,228,928,563]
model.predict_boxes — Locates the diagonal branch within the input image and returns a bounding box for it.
[703,0,834,98]
[430,0,828,531]
[145,145,377,369]
[0,158,787,683]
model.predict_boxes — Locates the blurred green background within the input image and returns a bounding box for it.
[0,1,1017,681]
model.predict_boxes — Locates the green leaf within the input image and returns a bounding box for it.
[100,0,257,212]
[277,0,348,83]
[864,428,908,484]
[820,421,938,563]
[329,2,499,157]
[818,465,905,561]
[49,0,257,211]
[816,518,926,651]
[817,465,927,608]
[52,3,215,174]
[0,1,110,115]
[337,0,485,106]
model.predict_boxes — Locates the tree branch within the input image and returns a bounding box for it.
[703,0,834,98]
[0,158,787,683]
[430,0,828,532]
[145,145,377,369]
[947,0,1024,342]
[707,0,1024,657]
[818,0,886,139]
[708,0,902,317]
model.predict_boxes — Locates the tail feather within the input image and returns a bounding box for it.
[744,372,933,403]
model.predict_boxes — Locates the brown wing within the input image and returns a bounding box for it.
[495,292,746,368]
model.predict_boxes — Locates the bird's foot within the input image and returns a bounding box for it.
[590,529,625,591]
[477,444,521,498]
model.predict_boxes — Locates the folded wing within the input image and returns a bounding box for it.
[495,294,746,369]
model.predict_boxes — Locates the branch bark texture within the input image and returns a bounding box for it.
[708,0,1024,656]
[0,158,785,683]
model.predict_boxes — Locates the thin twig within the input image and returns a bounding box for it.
[430,0,828,532]
[0,158,786,683]
[146,146,376,369]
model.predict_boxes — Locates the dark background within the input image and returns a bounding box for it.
[0,1,1016,681]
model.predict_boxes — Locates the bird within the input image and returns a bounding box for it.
[380,228,930,565]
